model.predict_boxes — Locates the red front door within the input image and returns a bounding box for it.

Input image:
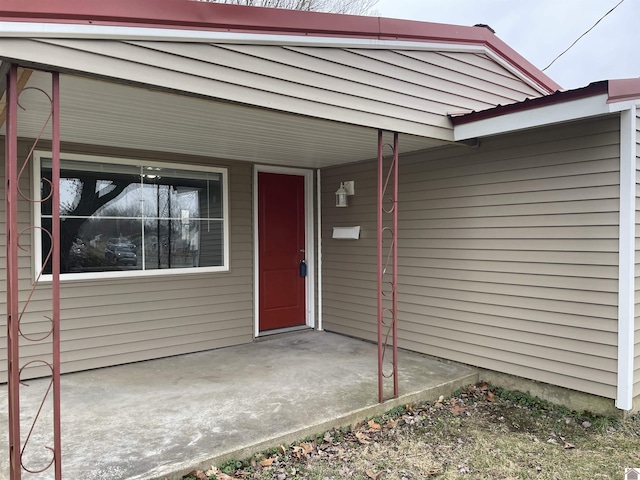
[258,172,306,331]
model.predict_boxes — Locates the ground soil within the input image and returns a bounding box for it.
[183,383,640,480]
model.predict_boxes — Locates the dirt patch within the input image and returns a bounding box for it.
[183,383,640,480]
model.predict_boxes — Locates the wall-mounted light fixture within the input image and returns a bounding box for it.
[335,181,355,207]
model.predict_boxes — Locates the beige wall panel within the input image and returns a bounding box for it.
[316,48,536,101]
[322,115,620,398]
[2,38,548,140]
[400,337,616,398]
[0,39,441,138]
[288,47,534,107]
[396,50,540,96]
[0,141,255,382]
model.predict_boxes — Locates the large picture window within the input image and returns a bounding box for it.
[35,153,229,279]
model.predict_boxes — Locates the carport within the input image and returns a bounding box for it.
[0,1,558,478]
[0,330,478,479]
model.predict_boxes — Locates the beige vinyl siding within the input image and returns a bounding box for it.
[322,115,621,399]
[635,106,640,398]
[0,141,254,382]
[0,39,541,140]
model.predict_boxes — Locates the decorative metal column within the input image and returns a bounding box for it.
[5,65,62,479]
[377,130,399,402]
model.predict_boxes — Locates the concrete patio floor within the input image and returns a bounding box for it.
[1,330,478,479]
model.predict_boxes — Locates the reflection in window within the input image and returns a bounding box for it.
[39,157,226,276]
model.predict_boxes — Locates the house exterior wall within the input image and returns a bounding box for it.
[635,106,640,398]
[322,115,621,399]
[0,140,255,382]
[0,39,542,140]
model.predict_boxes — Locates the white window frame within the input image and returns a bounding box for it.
[33,151,230,281]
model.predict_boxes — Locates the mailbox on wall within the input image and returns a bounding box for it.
[332,226,360,240]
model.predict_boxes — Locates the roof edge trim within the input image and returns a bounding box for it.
[0,22,556,96]
[453,93,611,141]
[0,0,561,93]
[608,78,640,104]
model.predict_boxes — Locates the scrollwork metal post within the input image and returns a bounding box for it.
[5,65,62,479]
[377,130,399,402]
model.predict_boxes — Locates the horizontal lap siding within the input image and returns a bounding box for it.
[0,141,254,382]
[322,116,620,398]
[635,107,640,398]
[0,39,541,139]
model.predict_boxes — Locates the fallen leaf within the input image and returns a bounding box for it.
[277,445,286,455]
[185,470,208,480]
[486,390,495,402]
[427,469,440,476]
[260,457,275,467]
[355,431,371,444]
[215,473,237,480]
[450,404,467,416]
[365,469,380,479]
[582,421,592,428]
[563,441,576,450]
[367,420,381,431]
[301,442,314,454]
[384,419,398,429]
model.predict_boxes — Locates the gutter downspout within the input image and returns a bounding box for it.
[616,104,637,410]
[316,169,323,331]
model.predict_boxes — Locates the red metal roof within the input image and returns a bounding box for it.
[0,0,561,93]
[451,78,640,126]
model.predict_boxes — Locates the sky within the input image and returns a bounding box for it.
[375,0,640,91]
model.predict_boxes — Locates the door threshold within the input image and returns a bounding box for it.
[256,325,313,338]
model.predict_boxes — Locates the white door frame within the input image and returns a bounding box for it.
[253,165,315,337]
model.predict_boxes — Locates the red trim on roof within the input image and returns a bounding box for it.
[0,0,561,93]
[450,81,609,126]
[451,78,640,126]
[608,78,640,104]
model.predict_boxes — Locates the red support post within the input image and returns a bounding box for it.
[5,68,62,479]
[377,130,384,403]
[6,63,21,480]
[51,70,62,480]
[392,132,399,397]
[377,130,399,402]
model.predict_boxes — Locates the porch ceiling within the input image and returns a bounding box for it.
[2,70,449,167]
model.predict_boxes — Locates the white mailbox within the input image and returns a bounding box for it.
[332,226,360,240]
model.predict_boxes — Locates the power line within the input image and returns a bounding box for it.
[542,0,626,72]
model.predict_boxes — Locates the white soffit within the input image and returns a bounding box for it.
[2,71,448,167]
[453,94,612,141]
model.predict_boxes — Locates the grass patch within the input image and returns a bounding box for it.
[184,383,640,479]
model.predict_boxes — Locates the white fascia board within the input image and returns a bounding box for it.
[453,93,611,141]
[0,22,549,95]
[616,105,637,410]
[0,21,486,51]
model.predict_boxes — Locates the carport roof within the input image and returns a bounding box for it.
[0,0,561,167]
[0,0,560,94]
